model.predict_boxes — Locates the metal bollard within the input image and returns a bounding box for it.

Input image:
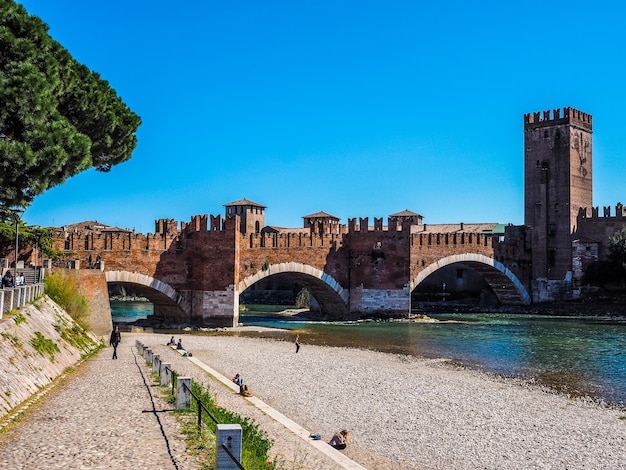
[160,363,171,386]
[216,424,243,469]
[176,377,191,410]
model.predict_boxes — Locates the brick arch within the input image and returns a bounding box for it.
[238,262,350,316]
[411,254,531,305]
[105,270,190,318]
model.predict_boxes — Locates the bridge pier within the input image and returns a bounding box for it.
[350,286,411,316]
[187,288,239,328]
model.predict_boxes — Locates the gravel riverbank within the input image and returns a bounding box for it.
[139,332,626,470]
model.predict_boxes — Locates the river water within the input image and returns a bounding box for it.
[112,302,626,407]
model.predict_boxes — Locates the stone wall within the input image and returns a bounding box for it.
[67,269,113,338]
[0,296,101,421]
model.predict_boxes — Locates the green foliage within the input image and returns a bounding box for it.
[191,380,275,469]
[1,332,21,347]
[44,271,89,327]
[295,288,310,309]
[608,227,626,270]
[54,314,98,352]
[30,331,60,362]
[168,377,275,469]
[12,312,26,325]
[0,0,141,210]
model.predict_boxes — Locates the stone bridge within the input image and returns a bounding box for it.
[53,202,530,327]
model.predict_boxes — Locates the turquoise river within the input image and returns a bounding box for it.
[111,303,626,407]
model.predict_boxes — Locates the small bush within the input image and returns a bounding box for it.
[295,288,310,308]
[30,332,60,362]
[167,376,275,469]
[44,271,89,327]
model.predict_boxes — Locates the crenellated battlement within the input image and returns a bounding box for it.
[577,203,626,221]
[155,218,179,235]
[411,231,496,248]
[245,230,341,250]
[346,217,414,234]
[524,107,592,131]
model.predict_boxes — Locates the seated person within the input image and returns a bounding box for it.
[167,336,176,346]
[329,430,350,450]
[232,374,250,394]
[176,339,184,350]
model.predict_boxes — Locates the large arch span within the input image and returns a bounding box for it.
[238,262,350,316]
[105,270,190,321]
[411,254,531,305]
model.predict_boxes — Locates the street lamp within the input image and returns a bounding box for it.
[9,208,24,269]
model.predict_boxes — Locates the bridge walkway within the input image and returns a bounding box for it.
[0,343,199,469]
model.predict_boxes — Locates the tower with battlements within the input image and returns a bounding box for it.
[224,198,266,235]
[524,107,593,298]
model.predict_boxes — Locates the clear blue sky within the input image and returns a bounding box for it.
[17,0,626,233]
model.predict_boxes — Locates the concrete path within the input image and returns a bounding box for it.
[0,343,199,470]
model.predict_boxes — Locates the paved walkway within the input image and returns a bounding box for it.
[0,343,198,470]
[0,334,366,470]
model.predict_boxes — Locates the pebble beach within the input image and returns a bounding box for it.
[142,332,626,470]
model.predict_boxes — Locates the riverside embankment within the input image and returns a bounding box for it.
[0,295,101,421]
[137,333,626,470]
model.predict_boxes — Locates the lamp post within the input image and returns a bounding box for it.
[10,208,24,269]
[442,282,446,302]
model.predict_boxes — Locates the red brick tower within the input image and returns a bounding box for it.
[524,107,592,283]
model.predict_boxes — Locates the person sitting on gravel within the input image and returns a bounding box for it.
[176,338,184,350]
[167,336,175,346]
[329,430,350,450]
[232,374,251,395]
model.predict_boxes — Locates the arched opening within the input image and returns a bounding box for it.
[237,263,349,319]
[106,271,188,325]
[411,254,530,312]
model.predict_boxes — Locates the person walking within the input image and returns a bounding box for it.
[295,334,300,353]
[109,325,121,359]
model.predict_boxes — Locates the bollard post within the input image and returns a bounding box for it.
[216,424,243,469]
[152,355,160,374]
[176,377,192,410]
[160,363,171,386]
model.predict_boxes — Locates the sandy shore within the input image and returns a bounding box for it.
[143,332,626,470]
